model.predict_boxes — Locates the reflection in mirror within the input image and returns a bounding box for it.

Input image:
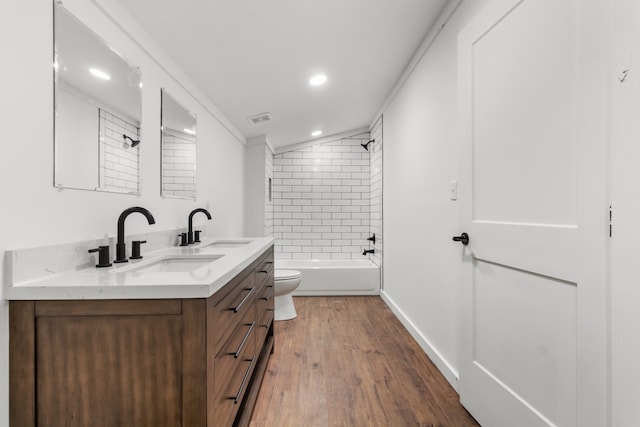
[54,2,142,194]
[161,89,197,199]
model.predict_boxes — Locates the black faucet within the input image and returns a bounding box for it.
[363,249,375,256]
[114,207,156,263]
[188,208,212,244]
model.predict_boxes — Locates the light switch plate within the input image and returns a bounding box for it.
[450,180,458,201]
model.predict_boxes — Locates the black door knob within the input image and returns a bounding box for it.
[452,233,469,246]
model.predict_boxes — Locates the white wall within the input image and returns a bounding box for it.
[244,136,269,237]
[380,0,489,387]
[0,1,246,425]
[264,144,274,237]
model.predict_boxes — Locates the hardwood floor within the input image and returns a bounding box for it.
[249,296,479,427]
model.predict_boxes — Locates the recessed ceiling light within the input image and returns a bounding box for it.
[89,68,110,80]
[183,128,196,135]
[311,130,322,137]
[309,74,327,86]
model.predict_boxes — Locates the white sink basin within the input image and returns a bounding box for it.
[126,255,223,273]
[201,240,252,248]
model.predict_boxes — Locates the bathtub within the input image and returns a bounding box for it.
[275,259,380,296]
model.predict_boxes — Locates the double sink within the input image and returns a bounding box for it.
[5,236,276,301]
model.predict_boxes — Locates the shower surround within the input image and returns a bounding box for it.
[272,134,371,260]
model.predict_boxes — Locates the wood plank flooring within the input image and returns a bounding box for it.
[249,296,479,427]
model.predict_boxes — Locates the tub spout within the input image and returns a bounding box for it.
[362,249,375,256]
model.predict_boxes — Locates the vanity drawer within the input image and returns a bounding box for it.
[255,262,273,289]
[213,273,255,351]
[255,250,274,289]
[214,357,255,427]
[214,306,256,398]
[256,306,274,347]
[214,306,256,427]
[257,284,273,310]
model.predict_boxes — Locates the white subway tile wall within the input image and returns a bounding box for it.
[369,117,383,268]
[99,109,140,193]
[161,131,197,199]
[273,135,371,259]
[264,144,274,237]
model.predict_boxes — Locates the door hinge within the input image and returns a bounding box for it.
[609,205,613,237]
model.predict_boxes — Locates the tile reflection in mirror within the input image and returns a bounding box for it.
[161,89,197,199]
[54,2,142,194]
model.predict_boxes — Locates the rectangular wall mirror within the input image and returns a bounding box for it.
[54,1,142,194]
[161,89,197,199]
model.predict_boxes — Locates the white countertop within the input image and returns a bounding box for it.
[5,237,274,300]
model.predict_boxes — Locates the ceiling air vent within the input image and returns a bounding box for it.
[247,112,272,125]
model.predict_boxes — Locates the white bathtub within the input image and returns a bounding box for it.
[275,259,380,296]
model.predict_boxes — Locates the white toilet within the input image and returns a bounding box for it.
[273,269,302,321]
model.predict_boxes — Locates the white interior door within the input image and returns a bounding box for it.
[457,1,609,426]
[611,2,640,426]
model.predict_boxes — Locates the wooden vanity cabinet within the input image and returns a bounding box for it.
[9,246,274,427]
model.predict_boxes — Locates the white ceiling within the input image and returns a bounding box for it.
[115,0,449,149]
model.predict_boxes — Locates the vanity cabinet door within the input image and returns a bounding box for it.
[37,314,183,426]
[10,299,207,427]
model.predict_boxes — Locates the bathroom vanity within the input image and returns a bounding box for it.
[7,238,274,427]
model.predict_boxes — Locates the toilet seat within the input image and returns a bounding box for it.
[275,269,301,281]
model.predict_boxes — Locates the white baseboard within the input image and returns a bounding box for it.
[380,290,460,392]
